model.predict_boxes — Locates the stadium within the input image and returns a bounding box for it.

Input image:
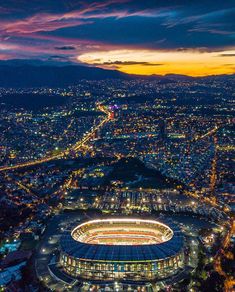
[60,218,185,282]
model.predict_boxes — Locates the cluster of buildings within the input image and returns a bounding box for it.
[0,77,234,290]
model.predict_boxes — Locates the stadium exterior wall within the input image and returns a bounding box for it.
[60,251,184,281]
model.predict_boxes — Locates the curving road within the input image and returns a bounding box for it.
[0,105,111,172]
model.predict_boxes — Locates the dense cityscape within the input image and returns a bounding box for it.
[0,76,234,291]
[0,0,234,291]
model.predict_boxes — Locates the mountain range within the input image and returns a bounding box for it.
[0,59,234,87]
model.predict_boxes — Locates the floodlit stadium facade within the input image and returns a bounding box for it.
[60,218,185,282]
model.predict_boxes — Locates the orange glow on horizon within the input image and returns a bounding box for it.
[78,49,235,76]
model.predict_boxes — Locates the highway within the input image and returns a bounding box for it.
[0,105,111,172]
[186,132,235,291]
[195,125,219,141]
[214,217,235,292]
[209,136,217,196]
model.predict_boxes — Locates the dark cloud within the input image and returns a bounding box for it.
[49,55,68,59]
[100,61,164,66]
[55,46,76,50]
[55,19,231,50]
[219,53,235,57]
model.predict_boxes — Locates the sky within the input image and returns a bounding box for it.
[0,0,234,76]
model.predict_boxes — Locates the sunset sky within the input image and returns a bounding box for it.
[0,0,234,76]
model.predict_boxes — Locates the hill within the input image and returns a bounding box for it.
[0,63,129,87]
[0,59,234,87]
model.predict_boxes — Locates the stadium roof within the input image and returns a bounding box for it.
[60,218,184,261]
